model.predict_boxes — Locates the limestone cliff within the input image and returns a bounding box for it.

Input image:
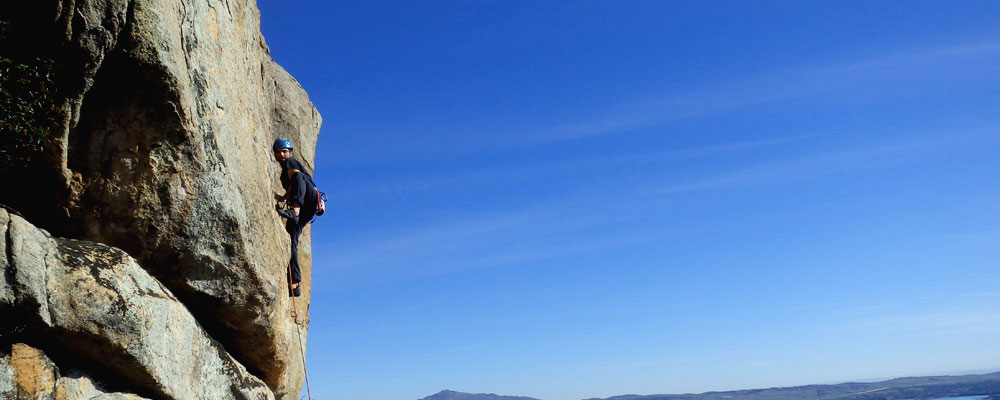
[0,0,321,399]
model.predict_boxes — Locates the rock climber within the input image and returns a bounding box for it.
[272,137,318,297]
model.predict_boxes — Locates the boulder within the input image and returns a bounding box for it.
[0,343,150,400]
[0,208,274,400]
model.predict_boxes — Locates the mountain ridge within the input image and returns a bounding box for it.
[421,370,1000,400]
[420,389,543,400]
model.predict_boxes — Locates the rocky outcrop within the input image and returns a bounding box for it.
[1,343,150,400]
[0,0,320,399]
[1,209,274,399]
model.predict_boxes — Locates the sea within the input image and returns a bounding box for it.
[932,396,989,400]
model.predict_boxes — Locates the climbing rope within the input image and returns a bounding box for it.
[288,262,313,400]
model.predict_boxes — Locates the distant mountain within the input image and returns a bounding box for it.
[418,389,541,400]
[423,370,1000,400]
[581,371,1000,400]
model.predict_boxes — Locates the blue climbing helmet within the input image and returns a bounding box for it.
[272,137,293,150]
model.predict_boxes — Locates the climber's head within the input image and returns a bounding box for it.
[272,137,294,162]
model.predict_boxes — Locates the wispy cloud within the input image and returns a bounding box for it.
[539,39,1000,142]
[655,134,952,195]
[829,41,1000,73]
[318,200,685,287]
[319,128,998,288]
[846,309,1000,336]
[333,38,1000,165]
[334,134,815,201]
[802,292,1000,337]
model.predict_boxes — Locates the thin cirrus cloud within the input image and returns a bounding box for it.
[801,291,1000,338]
[333,134,816,202]
[842,308,1000,336]
[320,130,996,288]
[653,132,969,195]
[336,37,1000,165]
[319,200,661,287]
[538,39,1000,143]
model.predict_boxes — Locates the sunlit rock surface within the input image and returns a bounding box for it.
[0,0,321,398]
[1,209,274,399]
[0,343,150,400]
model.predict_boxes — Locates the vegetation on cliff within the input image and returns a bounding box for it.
[0,21,60,168]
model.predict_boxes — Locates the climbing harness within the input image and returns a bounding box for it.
[287,262,313,400]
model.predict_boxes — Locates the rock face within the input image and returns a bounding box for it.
[1,343,150,400]
[1,209,274,399]
[0,0,320,399]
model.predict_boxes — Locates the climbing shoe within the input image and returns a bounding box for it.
[276,208,299,224]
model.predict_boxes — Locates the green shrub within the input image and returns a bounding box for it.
[0,20,61,167]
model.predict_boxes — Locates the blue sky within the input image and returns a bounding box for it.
[257,2,1000,400]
